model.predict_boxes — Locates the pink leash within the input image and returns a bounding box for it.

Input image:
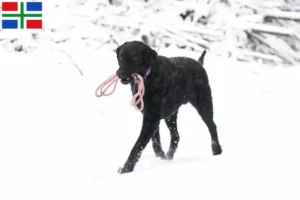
[95,73,145,112]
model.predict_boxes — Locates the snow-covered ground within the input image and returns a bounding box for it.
[0,46,299,200]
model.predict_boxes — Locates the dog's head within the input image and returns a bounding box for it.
[115,41,157,84]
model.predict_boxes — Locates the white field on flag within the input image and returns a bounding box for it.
[0,46,299,200]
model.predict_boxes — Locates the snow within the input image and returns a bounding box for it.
[1,0,300,64]
[0,47,300,200]
[1,0,300,199]
[263,9,300,20]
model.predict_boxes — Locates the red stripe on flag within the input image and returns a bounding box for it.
[2,2,18,11]
[26,20,43,29]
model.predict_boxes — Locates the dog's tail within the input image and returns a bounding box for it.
[198,50,206,66]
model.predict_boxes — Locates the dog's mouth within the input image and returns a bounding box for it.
[120,77,133,85]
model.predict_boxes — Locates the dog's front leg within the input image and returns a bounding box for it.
[118,116,160,174]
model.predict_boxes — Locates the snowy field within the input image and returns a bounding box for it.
[1,0,300,199]
[0,47,299,200]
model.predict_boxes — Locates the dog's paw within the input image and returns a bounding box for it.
[212,142,222,155]
[155,151,166,159]
[118,165,133,174]
[165,153,174,160]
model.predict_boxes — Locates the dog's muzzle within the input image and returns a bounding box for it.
[116,70,133,85]
[120,77,133,85]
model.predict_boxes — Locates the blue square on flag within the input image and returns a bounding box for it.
[26,2,42,11]
[2,20,18,29]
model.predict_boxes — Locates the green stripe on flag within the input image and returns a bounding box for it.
[21,2,24,29]
[2,14,42,17]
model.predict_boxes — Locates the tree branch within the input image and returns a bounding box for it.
[62,50,84,76]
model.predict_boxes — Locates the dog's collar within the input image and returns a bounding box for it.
[143,66,152,79]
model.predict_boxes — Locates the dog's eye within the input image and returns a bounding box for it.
[132,57,138,61]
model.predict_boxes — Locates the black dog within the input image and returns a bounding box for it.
[115,41,222,174]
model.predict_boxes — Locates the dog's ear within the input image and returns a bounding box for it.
[142,44,157,65]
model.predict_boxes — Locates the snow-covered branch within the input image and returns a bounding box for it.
[1,0,299,65]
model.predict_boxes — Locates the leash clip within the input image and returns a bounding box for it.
[132,73,139,84]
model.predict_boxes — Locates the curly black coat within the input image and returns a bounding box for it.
[115,41,222,174]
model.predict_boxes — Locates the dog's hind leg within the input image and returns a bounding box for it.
[190,85,222,155]
[118,116,160,174]
[164,111,180,160]
[151,129,165,158]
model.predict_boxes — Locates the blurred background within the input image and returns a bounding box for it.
[1,0,300,66]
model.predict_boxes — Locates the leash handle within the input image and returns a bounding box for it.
[95,74,119,97]
[95,73,145,112]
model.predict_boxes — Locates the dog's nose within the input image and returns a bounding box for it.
[116,70,126,79]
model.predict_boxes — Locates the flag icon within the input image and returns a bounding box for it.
[1,1,43,29]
